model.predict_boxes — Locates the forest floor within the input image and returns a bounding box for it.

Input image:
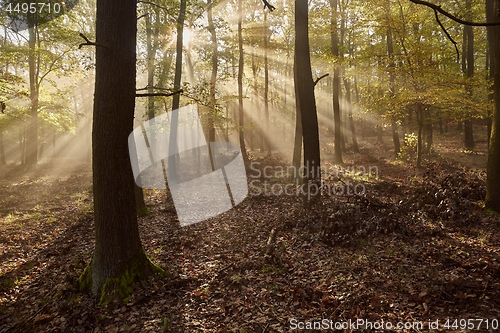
[1,127,500,333]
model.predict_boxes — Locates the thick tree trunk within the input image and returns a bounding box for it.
[296,0,321,200]
[292,57,302,183]
[486,0,500,212]
[82,0,161,298]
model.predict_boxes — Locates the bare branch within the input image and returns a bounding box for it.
[136,86,176,92]
[433,9,460,61]
[262,0,276,12]
[138,1,176,21]
[313,73,330,86]
[78,33,108,49]
[409,0,500,26]
[135,90,183,97]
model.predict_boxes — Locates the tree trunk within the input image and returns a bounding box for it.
[264,11,271,156]
[416,106,423,168]
[486,0,500,212]
[238,0,248,163]
[207,0,217,145]
[387,26,400,157]
[296,0,321,201]
[344,78,359,153]
[0,129,6,165]
[80,0,161,299]
[292,57,302,183]
[486,0,495,148]
[463,0,475,149]
[26,23,38,168]
[377,124,384,144]
[330,0,342,164]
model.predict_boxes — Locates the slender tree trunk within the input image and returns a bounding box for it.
[486,0,495,148]
[172,0,186,112]
[0,129,6,165]
[264,11,271,156]
[344,78,359,153]
[424,111,433,154]
[486,0,500,211]
[377,124,384,144]
[330,0,342,164]
[81,0,161,297]
[238,0,248,163]
[207,0,217,145]
[26,23,38,168]
[463,0,475,149]
[416,105,423,168]
[387,26,400,156]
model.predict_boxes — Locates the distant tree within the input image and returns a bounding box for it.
[462,0,474,149]
[238,0,249,163]
[330,0,343,164]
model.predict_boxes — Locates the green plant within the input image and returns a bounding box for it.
[398,133,418,162]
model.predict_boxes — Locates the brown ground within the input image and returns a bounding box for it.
[1,125,499,332]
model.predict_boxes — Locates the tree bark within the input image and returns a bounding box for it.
[264,11,271,156]
[82,0,161,298]
[25,22,38,168]
[416,105,423,168]
[238,0,248,163]
[344,78,359,153]
[486,0,496,148]
[463,0,474,149]
[0,129,6,165]
[207,0,217,145]
[295,0,321,201]
[486,0,500,212]
[292,56,303,183]
[387,27,400,157]
[330,0,342,164]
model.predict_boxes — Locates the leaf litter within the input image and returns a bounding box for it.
[0,152,499,333]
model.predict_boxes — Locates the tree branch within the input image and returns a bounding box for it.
[262,0,276,12]
[135,90,183,97]
[409,0,500,26]
[138,1,176,21]
[78,33,108,49]
[136,86,176,92]
[433,9,459,61]
[313,73,329,86]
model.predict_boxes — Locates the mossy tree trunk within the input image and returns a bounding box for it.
[82,0,161,299]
